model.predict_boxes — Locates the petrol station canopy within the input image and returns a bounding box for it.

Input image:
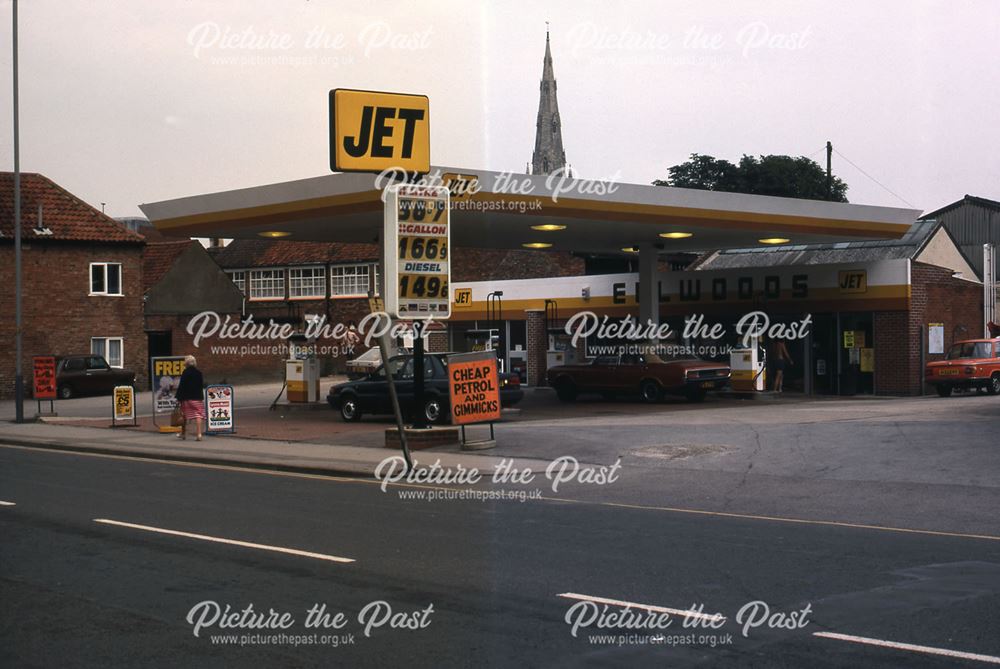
[140,166,922,254]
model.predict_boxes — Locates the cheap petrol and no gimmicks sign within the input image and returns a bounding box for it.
[447,351,501,425]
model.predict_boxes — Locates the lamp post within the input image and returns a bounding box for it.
[12,0,25,423]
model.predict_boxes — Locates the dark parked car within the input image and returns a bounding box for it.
[54,355,136,399]
[328,353,523,423]
[546,352,730,403]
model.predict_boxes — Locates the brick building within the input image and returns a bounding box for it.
[142,238,247,385]
[205,238,583,379]
[0,173,147,397]
[691,219,983,395]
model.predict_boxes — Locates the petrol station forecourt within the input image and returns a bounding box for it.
[141,165,920,393]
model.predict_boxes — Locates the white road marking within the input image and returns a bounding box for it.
[813,632,1000,665]
[93,518,355,564]
[556,593,725,623]
[0,500,16,506]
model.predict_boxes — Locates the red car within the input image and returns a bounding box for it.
[925,338,1000,397]
[546,352,730,403]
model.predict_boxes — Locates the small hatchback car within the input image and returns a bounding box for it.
[925,338,1000,397]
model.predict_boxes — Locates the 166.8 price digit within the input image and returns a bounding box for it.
[399,275,448,299]
[399,237,448,260]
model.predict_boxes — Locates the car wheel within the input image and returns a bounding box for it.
[339,395,362,422]
[423,397,444,424]
[554,379,577,403]
[988,374,1000,396]
[640,380,661,403]
[935,384,952,398]
[58,384,74,400]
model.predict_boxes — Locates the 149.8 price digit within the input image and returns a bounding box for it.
[399,275,448,299]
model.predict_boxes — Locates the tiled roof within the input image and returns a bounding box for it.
[212,239,379,269]
[0,172,145,243]
[693,218,938,270]
[143,240,196,291]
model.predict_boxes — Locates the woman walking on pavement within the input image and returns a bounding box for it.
[175,355,205,441]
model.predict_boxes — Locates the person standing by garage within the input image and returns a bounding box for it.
[174,355,205,441]
[772,337,793,393]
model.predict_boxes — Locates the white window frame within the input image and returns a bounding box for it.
[331,263,378,298]
[91,337,124,368]
[227,270,247,296]
[89,262,123,296]
[249,269,285,300]
[289,266,327,299]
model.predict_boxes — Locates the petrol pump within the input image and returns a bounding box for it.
[730,333,767,392]
[465,328,502,371]
[285,334,320,403]
[545,299,577,368]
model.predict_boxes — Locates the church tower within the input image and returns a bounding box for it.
[530,29,567,176]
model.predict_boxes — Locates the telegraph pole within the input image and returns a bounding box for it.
[825,140,833,200]
[13,0,25,423]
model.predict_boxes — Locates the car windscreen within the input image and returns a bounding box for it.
[946,342,992,360]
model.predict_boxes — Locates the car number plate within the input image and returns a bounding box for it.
[701,381,715,388]
[938,369,959,375]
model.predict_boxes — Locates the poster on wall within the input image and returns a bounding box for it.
[205,384,235,433]
[928,323,945,354]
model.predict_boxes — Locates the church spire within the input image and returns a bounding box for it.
[531,26,567,176]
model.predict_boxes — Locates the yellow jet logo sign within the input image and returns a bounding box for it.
[329,89,430,173]
[454,288,473,308]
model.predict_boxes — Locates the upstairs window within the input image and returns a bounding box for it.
[227,270,247,295]
[249,269,285,300]
[289,267,327,298]
[331,264,378,297]
[90,263,123,296]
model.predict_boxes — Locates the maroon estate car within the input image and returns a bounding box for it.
[546,352,731,403]
[52,355,137,399]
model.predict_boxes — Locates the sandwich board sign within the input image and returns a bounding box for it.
[383,183,451,319]
[447,351,501,425]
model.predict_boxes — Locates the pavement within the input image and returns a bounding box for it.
[3,385,1000,538]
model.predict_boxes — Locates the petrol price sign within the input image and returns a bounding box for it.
[384,184,451,319]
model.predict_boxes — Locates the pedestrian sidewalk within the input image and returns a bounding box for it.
[0,420,554,478]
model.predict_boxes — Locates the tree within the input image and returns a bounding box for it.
[654,153,849,202]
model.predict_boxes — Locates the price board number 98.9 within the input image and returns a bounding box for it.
[397,197,446,223]
[399,275,449,299]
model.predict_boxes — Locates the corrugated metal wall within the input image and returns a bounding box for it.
[933,202,1000,279]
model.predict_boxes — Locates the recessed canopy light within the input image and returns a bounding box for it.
[659,232,693,239]
[530,224,567,231]
[621,246,639,253]
[259,231,291,238]
[522,242,552,249]
[758,237,791,245]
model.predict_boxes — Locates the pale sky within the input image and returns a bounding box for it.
[1,0,997,218]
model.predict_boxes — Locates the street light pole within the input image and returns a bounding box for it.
[13,0,25,423]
